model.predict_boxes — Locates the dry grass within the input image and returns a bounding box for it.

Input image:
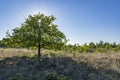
[0,48,120,80]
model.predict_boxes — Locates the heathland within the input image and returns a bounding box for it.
[0,48,120,80]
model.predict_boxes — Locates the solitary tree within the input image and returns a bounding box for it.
[4,13,67,59]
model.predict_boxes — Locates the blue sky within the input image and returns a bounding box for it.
[0,0,120,44]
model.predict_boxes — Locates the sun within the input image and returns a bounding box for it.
[22,5,58,17]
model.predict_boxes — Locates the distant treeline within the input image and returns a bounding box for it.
[0,40,120,53]
[0,40,5,48]
[64,41,120,53]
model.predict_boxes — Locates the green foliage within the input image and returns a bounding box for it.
[82,43,89,52]
[89,42,95,49]
[2,13,67,50]
[0,40,5,47]
[64,41,120,53]
[112,48,118,52]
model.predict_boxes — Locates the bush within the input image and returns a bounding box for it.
[44,72,67,80]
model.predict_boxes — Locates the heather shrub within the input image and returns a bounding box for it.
[44,72,67,80]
